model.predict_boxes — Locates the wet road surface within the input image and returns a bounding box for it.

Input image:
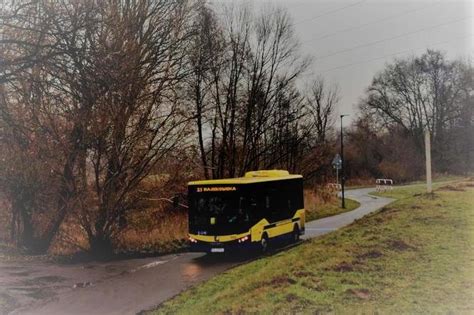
[303,187,394,239]
[0,187,393,315]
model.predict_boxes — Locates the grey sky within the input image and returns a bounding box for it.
[226,0,474,124]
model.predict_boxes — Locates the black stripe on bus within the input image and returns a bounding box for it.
[264,223,276,230]
[264,218,300,230]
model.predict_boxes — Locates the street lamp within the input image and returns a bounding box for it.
[340,114,348,208]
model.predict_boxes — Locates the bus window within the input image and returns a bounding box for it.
[191,194,250,226]
[247,197,258,220]
[268,187,288,222]
[285,179,303,213]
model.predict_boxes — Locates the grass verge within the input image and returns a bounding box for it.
[370,175,469,199]
[151,179,474,314]
[304,187,360,222]
[306,198,359,221]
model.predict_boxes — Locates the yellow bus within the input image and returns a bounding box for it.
[187,170,305,253]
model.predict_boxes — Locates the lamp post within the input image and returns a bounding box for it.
[340,114,348,208]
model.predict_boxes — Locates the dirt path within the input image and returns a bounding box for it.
[0,188,393,315]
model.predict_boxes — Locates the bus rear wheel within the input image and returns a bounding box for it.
[292,225,300,243]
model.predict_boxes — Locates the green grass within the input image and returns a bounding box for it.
[398,174,468,186]
[151,179,474,314]
[306,198,360,221]
[371,176,470,199]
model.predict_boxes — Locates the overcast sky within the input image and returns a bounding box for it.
[217,0,474,124]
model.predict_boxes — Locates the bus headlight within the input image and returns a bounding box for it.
[188,236,198,243]
[238,235,249,243]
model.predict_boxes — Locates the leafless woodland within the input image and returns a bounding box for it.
[0,0,472,256]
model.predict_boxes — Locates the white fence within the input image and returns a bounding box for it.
[376,178,394,192]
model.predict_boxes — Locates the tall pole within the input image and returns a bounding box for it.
[425,129,432,193]
[340,115,348,208]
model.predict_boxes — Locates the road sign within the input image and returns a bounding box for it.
[332,154,342,170]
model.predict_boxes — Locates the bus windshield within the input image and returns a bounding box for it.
[189,192,251,234]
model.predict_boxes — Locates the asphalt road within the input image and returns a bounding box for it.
[1,187,393,315]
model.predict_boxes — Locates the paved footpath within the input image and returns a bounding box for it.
[2,188,394,315]
[303,188,394,239]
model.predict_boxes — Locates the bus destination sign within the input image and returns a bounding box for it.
[196,186,237,193]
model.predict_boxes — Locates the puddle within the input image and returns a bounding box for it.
[0,292,18,314]
[25,288,55,300]
[181,263,203,281]
[8,287,56,300]
[9,271,32,277]
[105,265,120,273]
[0,266,23,271]
[22,276,66,286]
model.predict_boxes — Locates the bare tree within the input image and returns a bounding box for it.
[361,50,474,173]
[240,5,310,174]
[80,0,193,255]
[186,2,224,179]
[0,0,76,252]
[0,1,60,84]
[189,3,311,179]
[0,0,193,255]
[306,77,339,143]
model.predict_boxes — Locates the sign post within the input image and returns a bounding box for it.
[332,154,342,186]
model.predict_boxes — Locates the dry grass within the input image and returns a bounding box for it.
[2,185,357,258]
[0,195,12,242]
[345,177,375,187]
[304,187,360,221]
[305,186,337,205]
[115,210,188,254]
[49,220,90,255]
[47,207,188,256]
[437,180,474,192]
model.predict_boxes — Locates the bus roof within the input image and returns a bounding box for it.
[188,170,303,186]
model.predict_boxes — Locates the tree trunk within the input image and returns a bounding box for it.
[195,85,209,179]
[89,232,114,259]
[13,198,49,254]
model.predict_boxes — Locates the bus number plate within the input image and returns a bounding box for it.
[211,248,224,253]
